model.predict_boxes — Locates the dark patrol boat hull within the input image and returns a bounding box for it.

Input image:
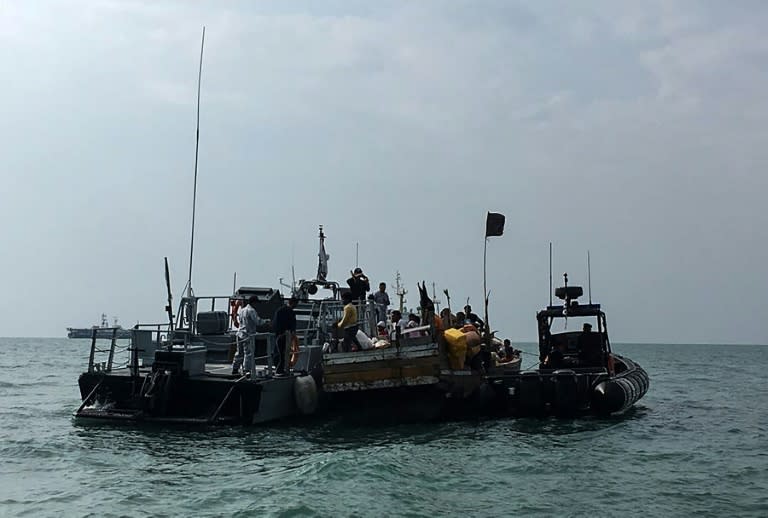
[487,354,649,418]
[77,370,266,424]
[76,339,323,425]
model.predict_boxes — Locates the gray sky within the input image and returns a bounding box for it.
[1,0,766,344]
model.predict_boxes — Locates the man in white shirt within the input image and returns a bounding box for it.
[232,296,265,375]
[389,310,408,341]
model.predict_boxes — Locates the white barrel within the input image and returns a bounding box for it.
[293,375,318,415]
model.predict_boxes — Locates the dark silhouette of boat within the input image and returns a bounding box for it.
[75,284,324,425]
[485,273,650,417]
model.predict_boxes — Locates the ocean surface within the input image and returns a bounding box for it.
[1,339,766,517]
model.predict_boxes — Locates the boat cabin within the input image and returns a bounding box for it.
[536,281,611,371]
[128,287,284,371]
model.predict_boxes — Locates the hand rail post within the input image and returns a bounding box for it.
[88,329,97,373]
[107,328,117,372]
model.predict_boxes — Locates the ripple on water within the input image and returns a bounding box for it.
[1,340,768,517]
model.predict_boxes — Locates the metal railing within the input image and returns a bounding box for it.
[86,327,124,373]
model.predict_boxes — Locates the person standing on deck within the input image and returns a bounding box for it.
[230,299,248,374]
[463,305,484,331]
[577,323,602,367]
[336,291,360,352]
[232,295,264,376]
[347,267,370,302]
[372,282,390,324]
[272,297,298,376]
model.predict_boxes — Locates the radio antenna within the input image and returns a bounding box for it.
[587,250,592,304]
[549,242,553,307]
[186,26,206,297]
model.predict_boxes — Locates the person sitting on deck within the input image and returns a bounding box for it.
[439,308,454,328]
[336,292,360,352]
[376,321,388,338]
[543,341,568,369]
[577,323,603,368]
[389,310,408,340]
[503,339,515,359]
[453,312,466,329]
[404,313,426,338]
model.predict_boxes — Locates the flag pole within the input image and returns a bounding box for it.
[482,211,505,346]
[483,232,489,344]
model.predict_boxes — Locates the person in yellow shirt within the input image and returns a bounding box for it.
[337,292,359,352]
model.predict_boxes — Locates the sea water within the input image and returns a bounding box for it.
[1,338,766,517]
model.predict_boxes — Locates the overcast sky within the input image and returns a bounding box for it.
[1,0,766,344]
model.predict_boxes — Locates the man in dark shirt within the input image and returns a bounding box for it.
[347,267,370,301]
[577,323,603,367]
[272,297,298,375]
[545,341,567,369]
[463,304,484,331]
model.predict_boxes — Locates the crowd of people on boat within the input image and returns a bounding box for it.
[228,265,521,375]
[328,267,520,366]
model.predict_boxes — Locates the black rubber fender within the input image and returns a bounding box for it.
[591,361,649,415]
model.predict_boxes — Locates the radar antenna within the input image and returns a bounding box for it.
[186,26,206,297]
[587,250,592,305]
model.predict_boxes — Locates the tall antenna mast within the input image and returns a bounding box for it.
[431,282,441,313]
[395,271,407,313]
[186,26,206,297]
[355,242,359,268]
[587,250,592,304]
[549,242,553,307]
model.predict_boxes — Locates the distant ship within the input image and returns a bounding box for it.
[67,314,133,339]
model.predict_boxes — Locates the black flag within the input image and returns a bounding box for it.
[485,212,505,237]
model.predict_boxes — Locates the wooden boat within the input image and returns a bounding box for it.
[290,228,522,422]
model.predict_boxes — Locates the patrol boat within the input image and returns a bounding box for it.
[74,30,323,424]
[487,273,650,417]
[75,272,323,425]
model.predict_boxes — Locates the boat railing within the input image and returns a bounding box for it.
[126,323,173,374]
[176,293,279,339]
[86,327,125,374]
[310,299,377,344]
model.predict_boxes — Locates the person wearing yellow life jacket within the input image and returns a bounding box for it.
[336,291,359,352]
